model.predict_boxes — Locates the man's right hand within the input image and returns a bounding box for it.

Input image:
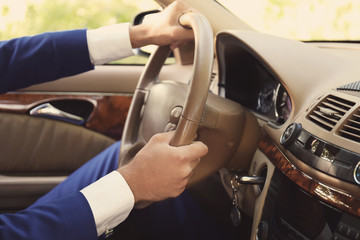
[129,0,195,50]
[118,131,208,206]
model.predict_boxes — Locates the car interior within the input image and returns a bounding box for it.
[1,0,360,239]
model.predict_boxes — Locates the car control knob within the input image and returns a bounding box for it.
[170,106,183,124]
[354,162,360,185]
[280,122,302,147]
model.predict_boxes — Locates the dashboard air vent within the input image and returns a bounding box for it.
[307,95,355,131]
[339,108,360,143]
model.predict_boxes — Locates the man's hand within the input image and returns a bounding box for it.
[118,131,208,206]
[129,0,195,49]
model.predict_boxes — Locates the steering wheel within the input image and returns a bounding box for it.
[119,12,214,169]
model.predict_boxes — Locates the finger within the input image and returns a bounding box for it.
[190,158,201,167]
[178,13,193,29]
[174,141,208,160]
[188,141,208,157]
[151,131,175,143]
[170,41,181,50]
[152,132,208,159]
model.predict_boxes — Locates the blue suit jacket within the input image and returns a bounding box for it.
[0,29,93,93]
[0,30,98,239]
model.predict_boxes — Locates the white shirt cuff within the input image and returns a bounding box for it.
[87,23,135,65]
[80,171,135,236]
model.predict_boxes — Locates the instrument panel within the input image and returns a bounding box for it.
[217,37,292,126]
[256,81,291,125]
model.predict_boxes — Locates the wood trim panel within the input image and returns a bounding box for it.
[0,93,132,140]
[258,132,360,217]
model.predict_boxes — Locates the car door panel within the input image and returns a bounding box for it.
[0,112,116,174]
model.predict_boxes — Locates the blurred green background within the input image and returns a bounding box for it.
[0,0,158,40]
[0,0,159,64]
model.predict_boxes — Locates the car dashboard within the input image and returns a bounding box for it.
[215,30,360,240]
[217,35,291,126]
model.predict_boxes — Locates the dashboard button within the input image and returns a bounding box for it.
[354,162,360,185]
[280,123,302,147]
[170,106,182,124]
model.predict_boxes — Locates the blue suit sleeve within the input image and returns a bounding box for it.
[0,192,98,240]
[0,29,94,93]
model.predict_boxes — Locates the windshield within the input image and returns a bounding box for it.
[217,0,360,41]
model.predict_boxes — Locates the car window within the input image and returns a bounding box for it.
[217,0,360,41]
[0,0,175,65]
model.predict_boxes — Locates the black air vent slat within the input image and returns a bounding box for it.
[339,107,360,143]
[353,113,360,119]
[339,129,360,142]
[348,119,360,128]
[326,97,354,110]
[307,95,355,131]
[321,102,347,114]
[343,124,360,134]
[313,110,339,124]
[308,115,335,131]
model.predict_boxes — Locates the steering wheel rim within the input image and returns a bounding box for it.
[119,12,214,166]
